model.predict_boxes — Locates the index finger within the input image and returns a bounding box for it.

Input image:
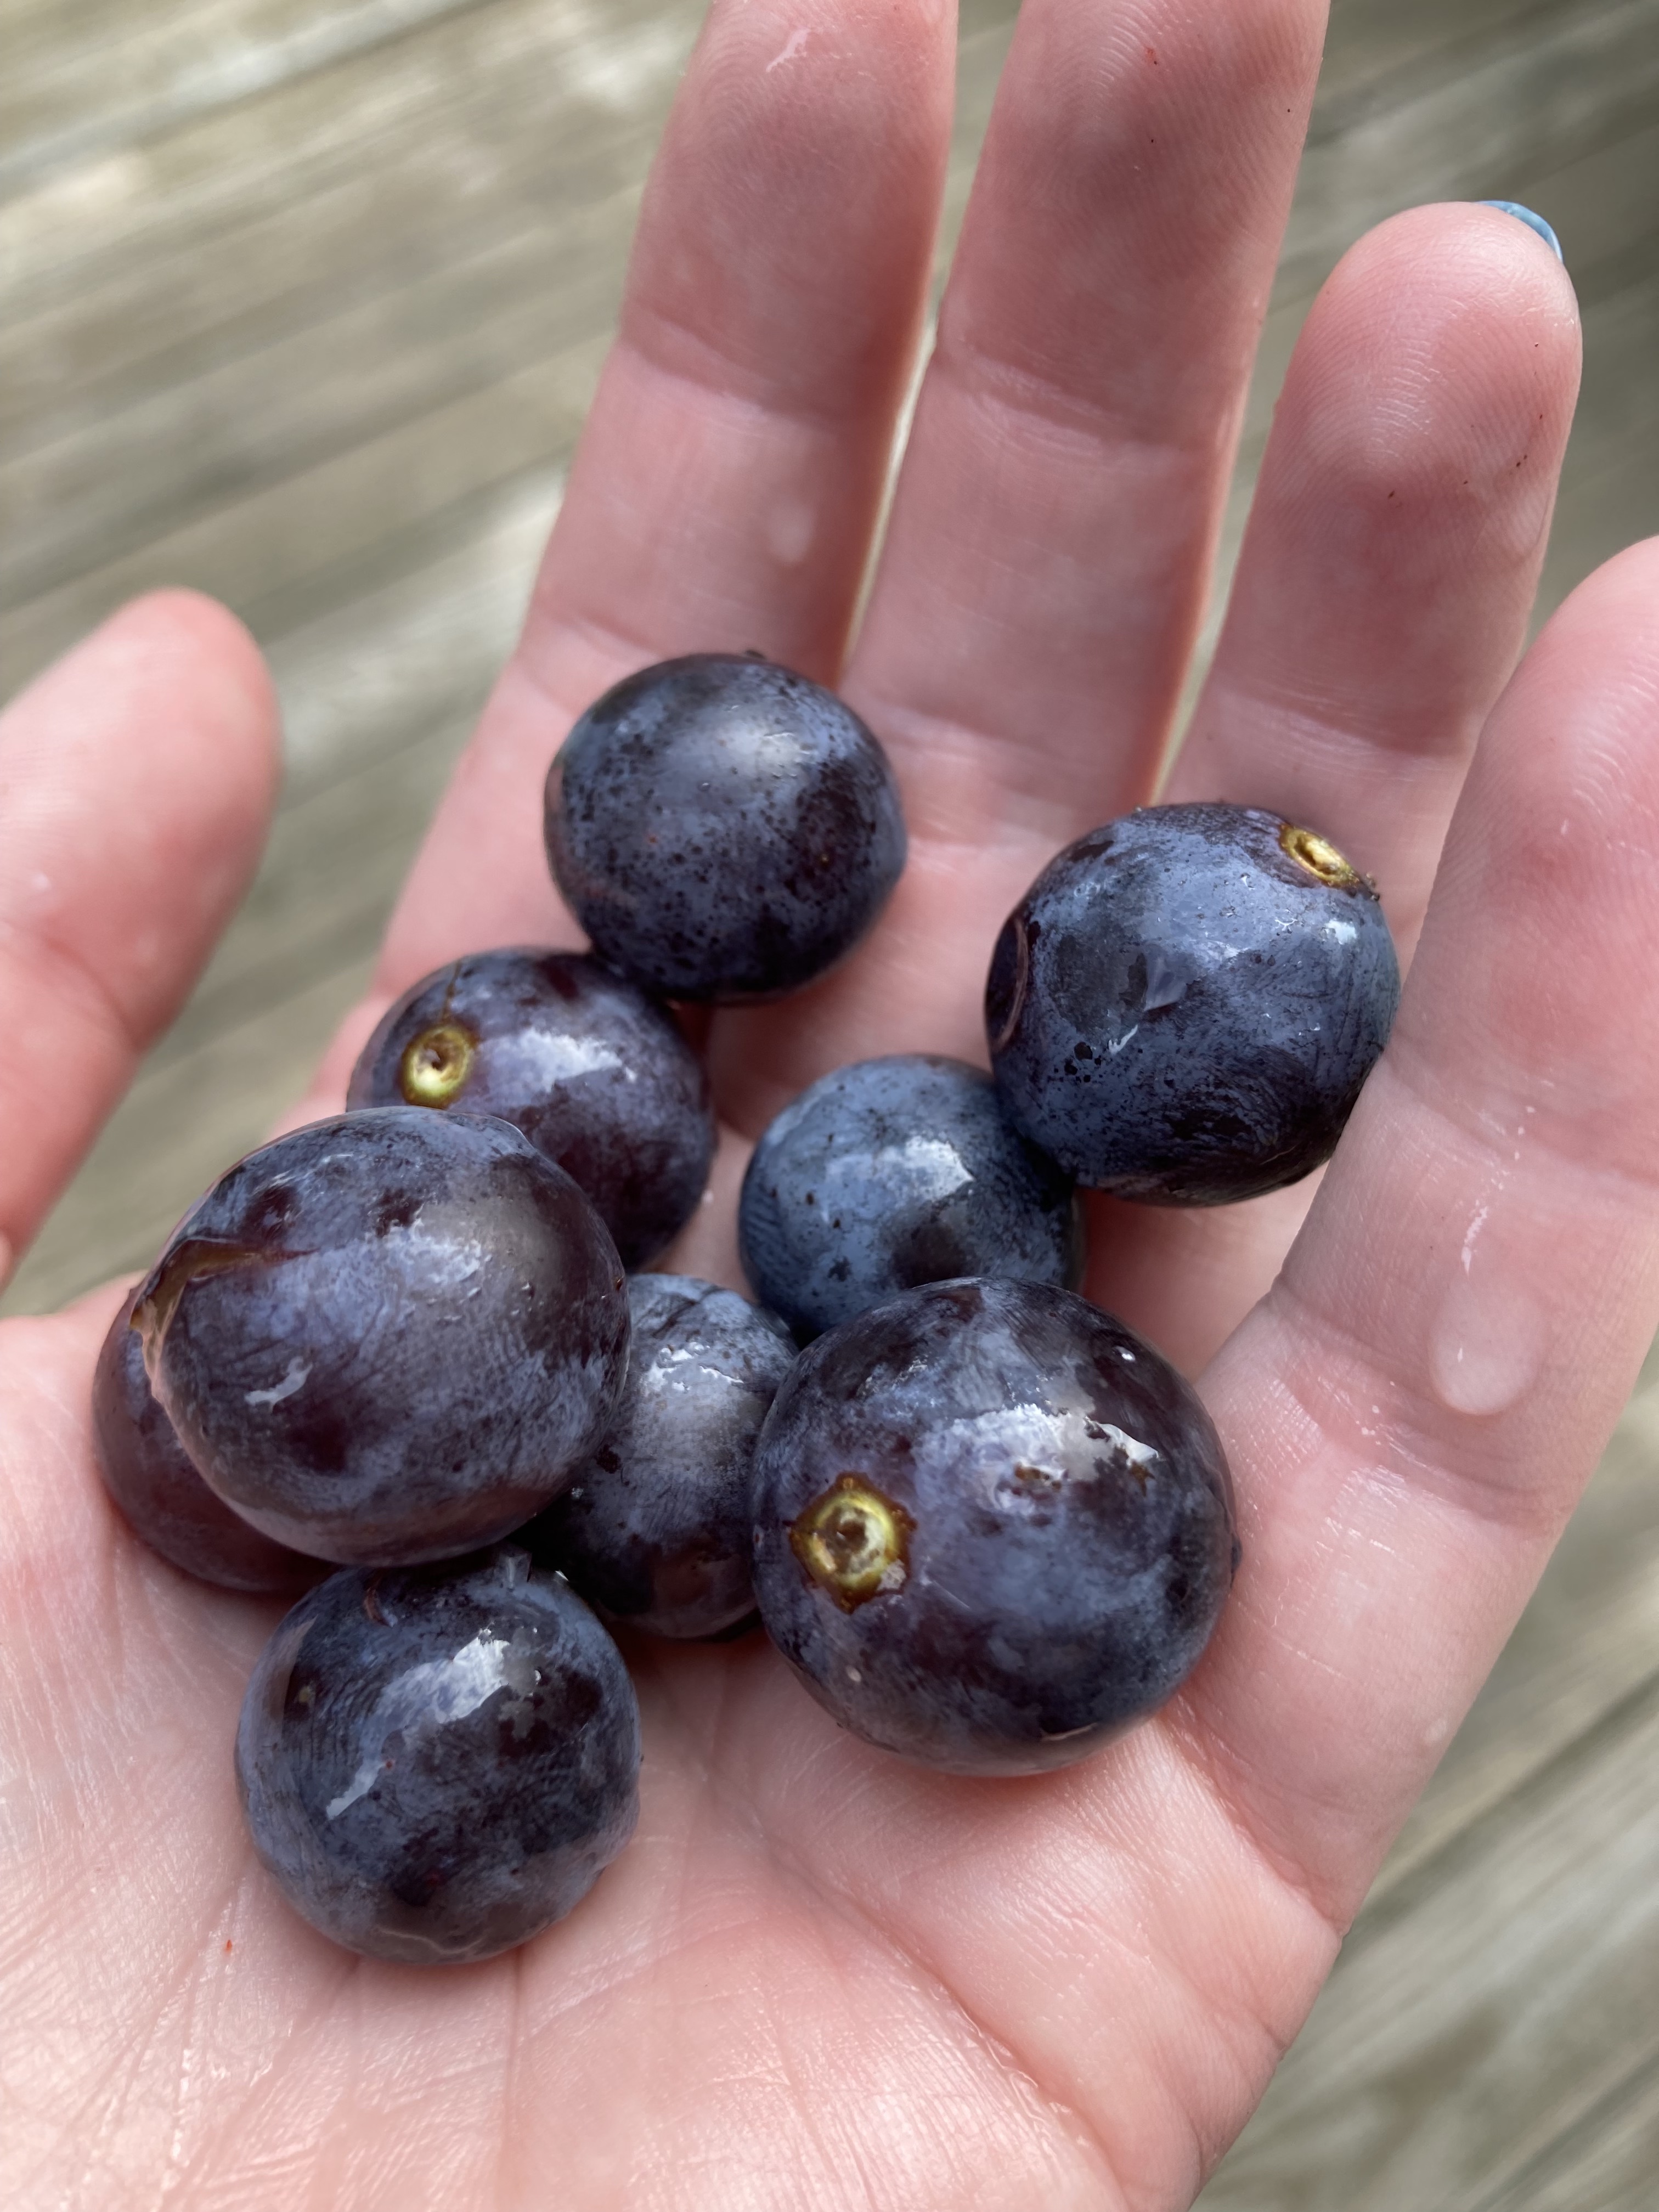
[376,0,956,989]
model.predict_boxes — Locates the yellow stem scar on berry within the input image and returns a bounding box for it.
[399,1022,476,1107]
[790,1474,915,1612]
[1279,821,1362,889]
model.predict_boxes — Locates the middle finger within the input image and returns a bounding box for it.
[713,0,1328,1121]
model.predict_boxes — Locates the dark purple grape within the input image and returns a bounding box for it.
[527,1274,796,1639]
[985,803,1400,1204]
[236,1547,640,1963]
[738,1054,1084,1341]
[751,1278,1237,1775]
[136,1110,629,1567]
[91,1288,323,1594]
[346,949,714,1269]
[544,653,906,1002]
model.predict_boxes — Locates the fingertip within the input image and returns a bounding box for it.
[8,590,283,833]
[1249,200,1582,597]
[1477,200,1565,263]
[1310,201,1581,420]
[74,589,282,803]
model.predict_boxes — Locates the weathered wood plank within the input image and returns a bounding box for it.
[1520,115,1659,302]
[0,336,606,694]
[1311,0,1579,108]
[0,9,688,452]
[3,0,1018,603]
[1195,1669,1659,2209]
[1,0,490,198]
[3,205,630,603]
[0,8,1016,698]
[1,0,695,315]
[1278,0,1659,301]
[1474,2047,1659,2212]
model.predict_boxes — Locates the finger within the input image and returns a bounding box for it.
[1185,537,1659,1916]
[1089,200,1581,1372]
[707,0,1328,1127]
[377,0,956,985]
[1167,202,1581,938]
[0,593,279,1289]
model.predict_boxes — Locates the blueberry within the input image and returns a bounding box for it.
[751,1278,1237,1775]
[544,653,907,1002]
[136,1110,629,1566]
[986,804,1401,1203]
[527,1274,797,1639]
[236,1547,640,1963]
[346,948,714,1268]
[738,1054,1084,1341]
[91,1288,323,1594]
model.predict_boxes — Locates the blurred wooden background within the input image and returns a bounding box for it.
[3,0,1658,2202]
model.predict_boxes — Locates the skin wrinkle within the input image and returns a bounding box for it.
[859,732,1115,876]
[706,1674,1323,2211]
[1037,1738,1333,2142]
[520,493,838,715]
[544,1860,1091,2211]
[751,1828,1126,2210]
[631,1650,1122,2200]
[0,903,163,1069]
[613,319,903,445]
[927,323,1252,462]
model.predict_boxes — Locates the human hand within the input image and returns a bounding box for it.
[4,2,1655,2205]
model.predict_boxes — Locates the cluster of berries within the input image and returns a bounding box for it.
[93,653,1400,1965]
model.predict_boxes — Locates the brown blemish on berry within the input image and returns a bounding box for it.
[1013,1462,1060,1487]
[132,1238,278,1385]
[790,1474,915,1612]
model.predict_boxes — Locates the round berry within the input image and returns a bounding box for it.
[236,1548,640,1963]
[738,1054,1084,1340]
[528,1274,797,1639]
[751,1277,1237,1775]
[136,1111,629,1566]
[985,803,1401,1203]
[545,654,906,1002]
[347,949,714,1267]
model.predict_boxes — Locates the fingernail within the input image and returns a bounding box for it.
[1479,201,1564,262]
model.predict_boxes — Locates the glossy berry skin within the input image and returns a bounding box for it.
[545,654,907,1002]
[236,1547,640,1964]
[528,1274,797,1639]
[751,1278,1237,1775]
[137,1110,629,1567]
[738,1054,1084,1342]
[91,1289,323,1594]
[346,948,715,1268]
[986,803,1401,1204]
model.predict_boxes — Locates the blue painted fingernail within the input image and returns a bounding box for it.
[1480,201,1564,261]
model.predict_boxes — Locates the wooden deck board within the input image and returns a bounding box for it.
[3,2,1658,2204]
[1477,2050,1659,2212]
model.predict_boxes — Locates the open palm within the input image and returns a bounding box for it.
[5,2,1657,2205]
